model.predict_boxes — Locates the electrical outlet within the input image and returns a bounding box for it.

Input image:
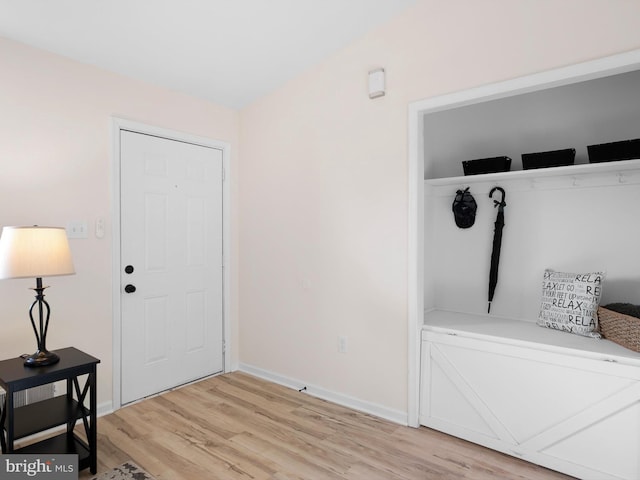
[338,336,348,353]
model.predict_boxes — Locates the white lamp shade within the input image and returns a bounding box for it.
[0,226,75,279]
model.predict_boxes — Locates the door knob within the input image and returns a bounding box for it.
[125,265,134,274]
[124,284,136,293]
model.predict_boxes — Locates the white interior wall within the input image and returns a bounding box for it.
[1,0,640,420]
[428,181,640,321]
[0,37,239,411]
[240,0,640,421]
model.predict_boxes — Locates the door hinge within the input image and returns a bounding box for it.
[222,167,226,182]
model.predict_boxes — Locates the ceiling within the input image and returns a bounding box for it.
[0,0,416,109]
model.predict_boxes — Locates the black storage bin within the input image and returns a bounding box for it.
[587,138,640,163]
[462,156,511,176]
[521,148,575,170]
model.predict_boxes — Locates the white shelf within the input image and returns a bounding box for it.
[425,158,640,194]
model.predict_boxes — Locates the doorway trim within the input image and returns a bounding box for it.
[110,117,232,411]
[407,49,640,427]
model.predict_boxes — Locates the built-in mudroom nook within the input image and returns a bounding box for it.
[409,51,640,480]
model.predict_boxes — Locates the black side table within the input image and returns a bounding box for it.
[0,347,100,474]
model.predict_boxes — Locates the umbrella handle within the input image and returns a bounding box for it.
[489,186,506,208]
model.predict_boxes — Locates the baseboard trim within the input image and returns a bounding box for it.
[97,400,114,417]
[238,363,408,426]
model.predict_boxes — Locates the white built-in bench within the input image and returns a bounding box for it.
[420,309,640,480]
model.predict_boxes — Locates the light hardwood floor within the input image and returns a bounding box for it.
[80,372,574,479]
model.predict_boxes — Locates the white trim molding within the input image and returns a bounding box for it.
[239,363,408,426]
[407,48,640,428]
[110,117,233,411]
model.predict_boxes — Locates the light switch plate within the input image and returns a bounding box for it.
[66,220,88,239]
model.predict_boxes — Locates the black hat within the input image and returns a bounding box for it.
[452,187,477,228]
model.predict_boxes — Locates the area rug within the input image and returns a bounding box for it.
[90,461,156,480]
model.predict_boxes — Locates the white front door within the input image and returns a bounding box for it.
[120,130,224,404]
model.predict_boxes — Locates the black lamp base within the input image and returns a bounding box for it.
[24,350,59,367]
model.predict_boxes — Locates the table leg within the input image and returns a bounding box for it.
[6,388,13,452]
[0,392,6,453]
[89,368,97,474]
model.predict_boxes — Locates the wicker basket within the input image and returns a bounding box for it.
[598,306,640,353]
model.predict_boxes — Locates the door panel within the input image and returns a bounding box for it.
[120,130,223,404]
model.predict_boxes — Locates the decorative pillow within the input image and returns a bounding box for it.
[537,269,604,338]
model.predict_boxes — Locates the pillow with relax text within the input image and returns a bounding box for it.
[537,269,604,338]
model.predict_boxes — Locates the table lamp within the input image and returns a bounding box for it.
[0,226,75,367]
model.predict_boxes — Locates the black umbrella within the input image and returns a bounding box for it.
[488,186,506,313]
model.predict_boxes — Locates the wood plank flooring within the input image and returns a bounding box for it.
[80,372,573,479]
